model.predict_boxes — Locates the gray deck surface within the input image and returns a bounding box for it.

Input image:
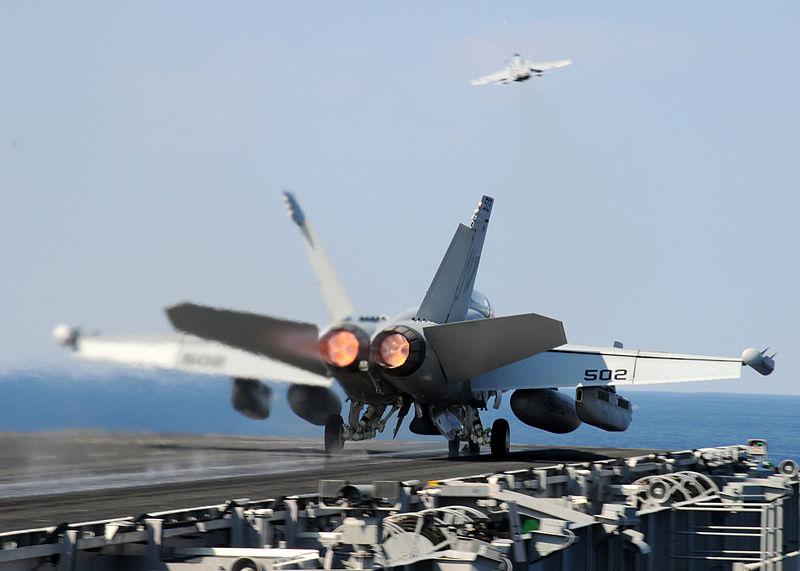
[0,431,660,531]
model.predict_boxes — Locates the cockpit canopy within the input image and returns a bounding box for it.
[467,289,494,320]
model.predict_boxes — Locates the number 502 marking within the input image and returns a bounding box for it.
[584,369,628,381]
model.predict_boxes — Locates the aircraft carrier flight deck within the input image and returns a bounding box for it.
[0,431,798,570]
[0,431,657,531]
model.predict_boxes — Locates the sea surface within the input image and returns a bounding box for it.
[1,369,798,464]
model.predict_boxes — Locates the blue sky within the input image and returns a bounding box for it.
[2,2,798,394]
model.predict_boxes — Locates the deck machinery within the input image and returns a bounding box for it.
[0,440,797,571]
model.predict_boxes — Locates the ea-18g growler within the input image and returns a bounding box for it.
[55,194,774,456]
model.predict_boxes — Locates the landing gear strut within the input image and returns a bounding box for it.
[324,414,344,454]
[449,439,482,457]
[448,438,460,458]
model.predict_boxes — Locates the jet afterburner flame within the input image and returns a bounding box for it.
[370,326,427,377]
[379,333,410,368]
[320,329,361,368]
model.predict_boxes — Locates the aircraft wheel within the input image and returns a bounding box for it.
[324,414,344,455]
[448,438,460,458]
[490,419,510,458]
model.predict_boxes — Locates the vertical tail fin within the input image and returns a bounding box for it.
[282,191,355,323]
[416,196,493,323]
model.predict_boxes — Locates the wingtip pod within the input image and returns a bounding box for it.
[53,324,79,348]
[471,195,493,230]
[282,190,306,226]
[474,195,493,218]
[742,347,775,376]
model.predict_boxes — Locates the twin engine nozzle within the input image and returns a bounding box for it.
[319,324,426,376]
[318,325,370,370]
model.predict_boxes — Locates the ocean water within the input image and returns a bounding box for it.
[518,391,800,464]
[1,369,798,464]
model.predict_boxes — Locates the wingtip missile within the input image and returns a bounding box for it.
[282,190,306,226]
[741,347,775,376]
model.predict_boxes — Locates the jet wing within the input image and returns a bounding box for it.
[62,331,332,386]
[526,58,572,73]
[470,344,746,391]
[166,302,328,377]
[470,68,514,86]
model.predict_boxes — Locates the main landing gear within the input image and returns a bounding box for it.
[323,399,404,454]
[435,405,511,459]
[447,437,482,458]
[448,419,509,458]
[490,418,510,458]
[324,414,344,454]
[324,404,513,459]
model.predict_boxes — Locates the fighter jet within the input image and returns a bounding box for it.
[55,194,775,457]
[470,53,572,85]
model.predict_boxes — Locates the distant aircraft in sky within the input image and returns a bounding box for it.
[55,193,775,457]
[470,53,572,85]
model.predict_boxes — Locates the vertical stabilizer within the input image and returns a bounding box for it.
[282,191,355,323]
[416,196,493,323]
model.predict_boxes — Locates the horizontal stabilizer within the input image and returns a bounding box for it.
[166,303,327,377]
[423,312,566,383]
